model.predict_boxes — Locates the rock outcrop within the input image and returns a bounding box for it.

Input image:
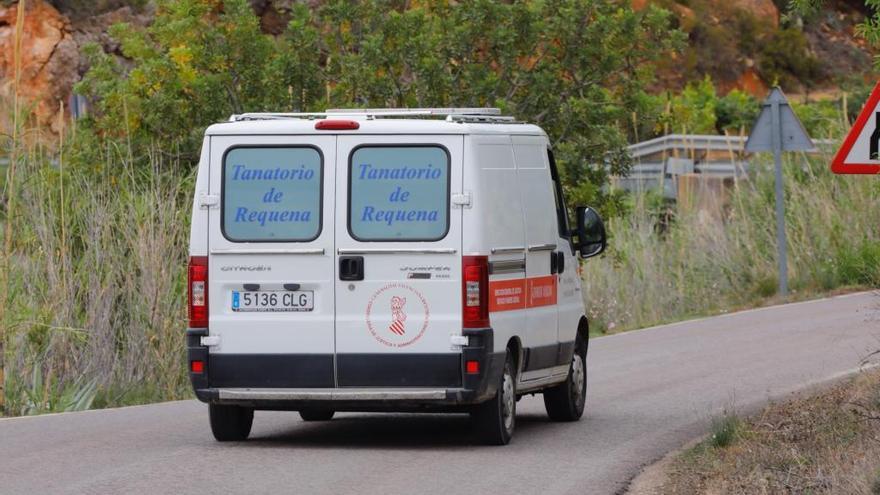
[0,0,76,133]
[0,0,150,135]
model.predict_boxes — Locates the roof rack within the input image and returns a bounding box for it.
[229,108,520,124]
[326,107,502,116]
[230,112,327,121]
[328,108,517,123]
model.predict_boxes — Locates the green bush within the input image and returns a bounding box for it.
[836,242,880,287]
[671,76,719,134]
[791,99,845,140]
[716,89,760,134]
[842,78,875,124]
[710,413,742,448]
[642,76,760,137]
[757,28,823,91]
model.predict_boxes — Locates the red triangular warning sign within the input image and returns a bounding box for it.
[832,80,880,174]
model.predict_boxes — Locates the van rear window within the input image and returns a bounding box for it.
[222,147,322,242]
[349,146,450,241]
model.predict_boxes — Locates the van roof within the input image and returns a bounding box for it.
[204,108,547,136]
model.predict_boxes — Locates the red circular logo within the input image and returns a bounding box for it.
[365,283,430,347]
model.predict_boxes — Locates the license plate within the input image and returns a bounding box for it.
[231,290,314,312]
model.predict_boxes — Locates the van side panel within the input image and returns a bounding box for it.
[188,137,211,257]
[547,148,585,352]
[468,135,526,362]
[513,137,561,380]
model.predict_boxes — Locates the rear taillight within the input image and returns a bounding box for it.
[188,256,208,328]
[462,255,490,328]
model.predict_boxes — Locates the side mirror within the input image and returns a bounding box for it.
[575,206,606,259]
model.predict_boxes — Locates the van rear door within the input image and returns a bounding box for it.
[334,135,464,388]
[207,136,337,388]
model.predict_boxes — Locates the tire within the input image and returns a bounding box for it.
[209,404,254,441]
[471,350,516,445]
[299,409,335,421]
[543,335,587,422]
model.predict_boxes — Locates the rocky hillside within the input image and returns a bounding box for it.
[0,0,875,134]
[0,0,152,134]
[642,0,875,96]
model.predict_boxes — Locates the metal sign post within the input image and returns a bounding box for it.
[746,88,815,297]
[770,98,788,296]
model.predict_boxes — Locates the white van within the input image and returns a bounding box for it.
[186,108,606,445]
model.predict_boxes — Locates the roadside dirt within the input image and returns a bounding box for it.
[627,367,880,495]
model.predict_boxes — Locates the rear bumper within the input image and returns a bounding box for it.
[201,387,491,412]
[187,328,504,410]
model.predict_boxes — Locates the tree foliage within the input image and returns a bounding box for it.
[75,0,683,215]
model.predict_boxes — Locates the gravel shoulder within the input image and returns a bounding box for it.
[629,367,880,494]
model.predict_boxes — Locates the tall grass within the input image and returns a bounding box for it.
[1,131,192,415]
[583,147,880,333]
[1,0,28,416]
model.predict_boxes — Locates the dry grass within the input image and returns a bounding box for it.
[1,132,193,415]
[658,368,880,494]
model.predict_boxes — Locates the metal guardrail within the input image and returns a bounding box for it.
[628,134,748,159]
[618,134,837,200]
[627,134,834,160]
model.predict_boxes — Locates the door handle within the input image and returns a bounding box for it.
[550,251,565,275]
[339,256,365,281]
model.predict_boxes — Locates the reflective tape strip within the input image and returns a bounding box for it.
[488,275,558,312]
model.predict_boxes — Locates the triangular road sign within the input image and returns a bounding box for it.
[745,88,814,153]
[831,80,880,174]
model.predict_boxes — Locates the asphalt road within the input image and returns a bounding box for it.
[2,292,878,495]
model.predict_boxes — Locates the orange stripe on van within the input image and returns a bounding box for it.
[526,275,557,308]
[488,279,526,312]
[489,275,558,312]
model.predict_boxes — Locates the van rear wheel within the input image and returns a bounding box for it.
[209,404,254,441]
[543,336,587,422]
[299,409,335,421]
[471,350,516,445]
